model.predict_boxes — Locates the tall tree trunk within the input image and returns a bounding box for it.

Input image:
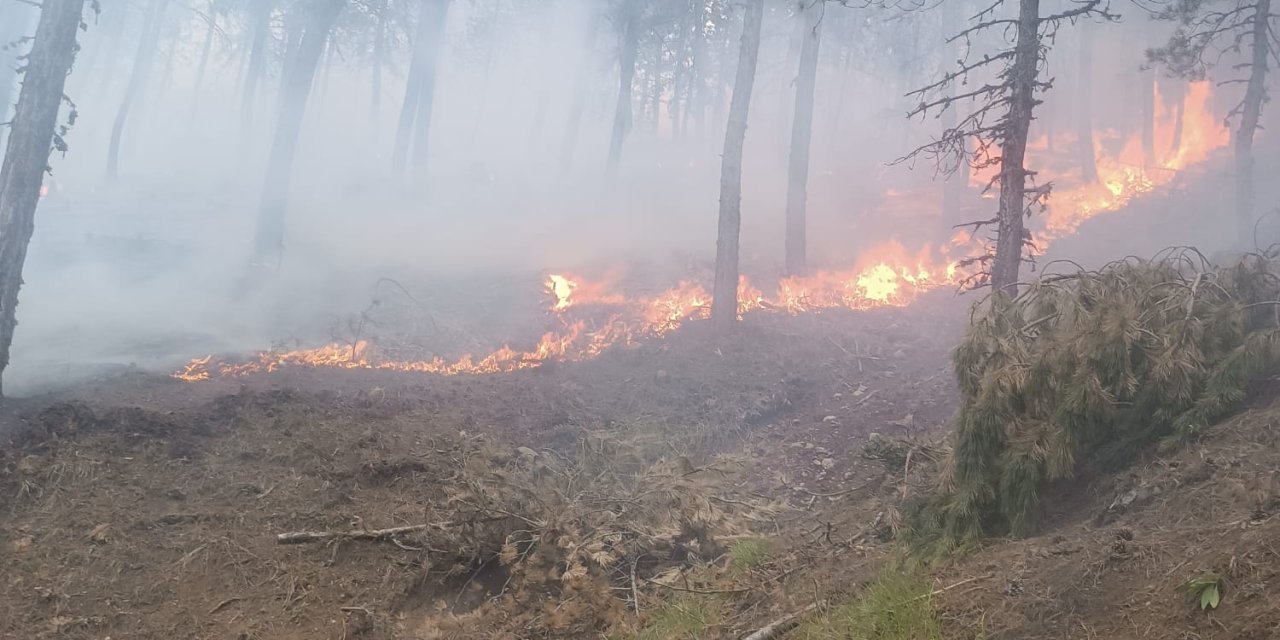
[0,0,87,395]
[559,8,599,173]
[991,0,1040,295]
[391,0,450,174]
[253,0,345,266]
[649,42,662,132]
[606,2,641,177]
[777,3,805,165]
[1235,0,1270,245]
[87,5,127,111]
[1140,34,1156,166]
[370,0,387,130]
[684,0,709,137]
[1169,79,1186,156]
[711,0,764,333]
[784,0,820,276]
[1075,21,1097,183]
[0,2,37,156]
[106,0,168,179]
[189,3,218,121]
[239,0,273,146]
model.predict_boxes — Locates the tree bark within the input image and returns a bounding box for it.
[558,7,599,173]
[1140,33,1156,166]
[991,0,1040,296]
[391,0,450,174]
[370,0,387,130]
[1168,79,1186,156]
[189,2,217,120]
[606,1,641,177]
[0,0,88,395]
[1075,21,1097,183]
[106,0,168,179]
[711,0,764,333]
[784,0,821,276]
[239,1,272,145]
[1235,0,1270,245]
[253,0,345,265]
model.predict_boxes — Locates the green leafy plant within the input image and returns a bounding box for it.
[1181,571,1224,610]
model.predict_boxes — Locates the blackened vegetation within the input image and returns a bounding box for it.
[899,0,1117,294]
[909,248,1280,554]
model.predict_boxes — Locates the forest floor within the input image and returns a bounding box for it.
[6,161,1280,638]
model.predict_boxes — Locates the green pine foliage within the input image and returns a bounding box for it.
[913,249,1280,552]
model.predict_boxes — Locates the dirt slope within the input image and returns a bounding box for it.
[930,384,1280,640]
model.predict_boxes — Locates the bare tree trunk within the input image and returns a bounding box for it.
[106,0,169,179]
[370,0,387,130]
[1075,21,1097,183]
[1140,35,1156,166]
[991,0,1040,295]
[711,0,764,333]
[87,5,127,111]
[0,0,87,395]
[391,0,450,174]
[684,0,710,137]
[784,0,820,276]
[559,8,599,173]
[239,0,273,146]
[777,3,805,165]
[1168,79,1185,156]
[189,3,217,120]
[606,1,641,177]
[253,0,345,265]
[1235,0,1270,245]
[649,41,663,132]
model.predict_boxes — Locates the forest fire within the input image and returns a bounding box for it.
[171,83,1231,384]
[1039,81,1230,242]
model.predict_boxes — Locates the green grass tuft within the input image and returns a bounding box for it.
[796,573,942,640]
[633,595,718,640]
[728,537,774,570]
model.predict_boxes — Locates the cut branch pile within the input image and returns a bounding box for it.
[279,427,775,636]
[913,248,1280,551]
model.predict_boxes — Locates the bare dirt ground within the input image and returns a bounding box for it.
[0,292,963,639]
[5,262,1280,639]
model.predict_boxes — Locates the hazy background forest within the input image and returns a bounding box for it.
[0,0,1274,392]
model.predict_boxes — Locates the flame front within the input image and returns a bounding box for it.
[173,82,1230,382]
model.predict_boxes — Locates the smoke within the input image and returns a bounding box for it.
[2,0,1272,394]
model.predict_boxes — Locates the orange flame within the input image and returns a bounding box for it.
[173,83,1230,383]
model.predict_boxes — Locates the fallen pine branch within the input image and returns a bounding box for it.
[741,602,820,640]
[277,524,441,544]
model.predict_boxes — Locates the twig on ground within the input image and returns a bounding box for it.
[630,555,642,617]
[208,596,242,615]
[646,578,753,595]
[277,522,452,545]
[740,602,820,640]
[907,573,994,602]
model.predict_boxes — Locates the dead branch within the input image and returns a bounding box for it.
[276,520,484,544]
[740,602,820,640]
